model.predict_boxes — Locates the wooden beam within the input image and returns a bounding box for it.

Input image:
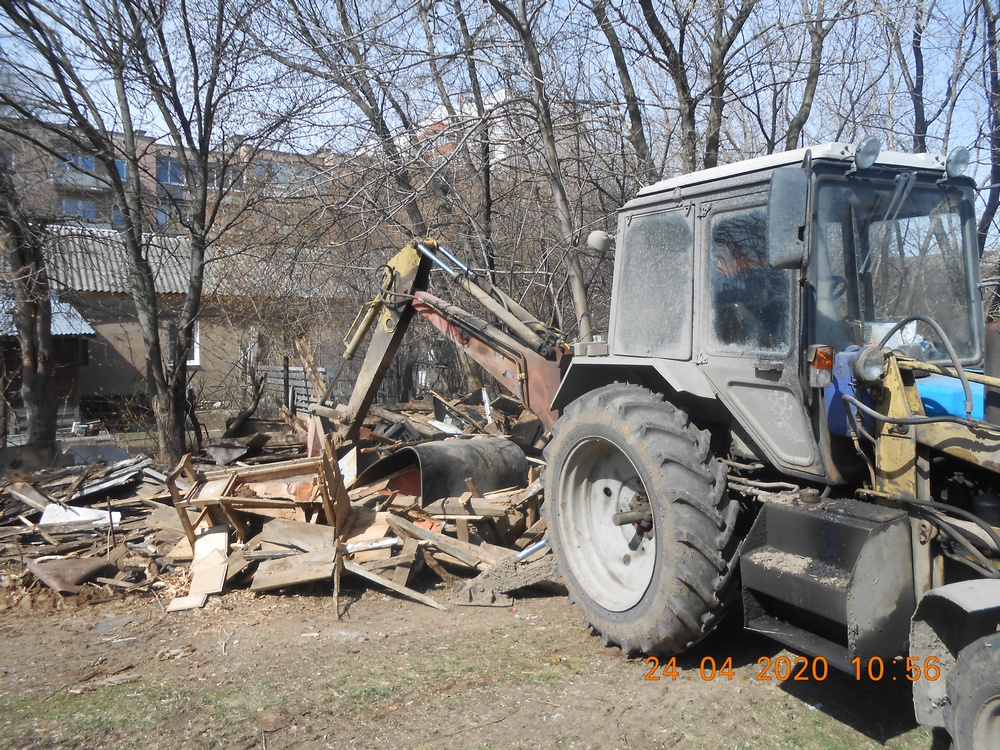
[342,560,445,610]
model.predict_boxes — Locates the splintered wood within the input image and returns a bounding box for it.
[2,393,558,614]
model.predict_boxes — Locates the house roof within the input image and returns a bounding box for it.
[0,297,96,338]
[43,227,353,301]
[46,226,190,295]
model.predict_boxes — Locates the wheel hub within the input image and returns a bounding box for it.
[556,437,657,611]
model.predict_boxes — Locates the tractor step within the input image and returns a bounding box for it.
[740,498,915,670]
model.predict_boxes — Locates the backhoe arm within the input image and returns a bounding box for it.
[318,239,568,443]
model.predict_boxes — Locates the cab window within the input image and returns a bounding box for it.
[709,206,792,353]
[611,208,693,358]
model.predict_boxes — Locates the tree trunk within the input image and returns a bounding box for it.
[0,162,57,450]
[637,0,699,173]
[488,0,593,341]
[152,380,188,465]
[785,0,836,151]
[592,0,659,185]
[16,297,56,449]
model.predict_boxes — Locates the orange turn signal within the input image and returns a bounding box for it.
[808,345,834,388]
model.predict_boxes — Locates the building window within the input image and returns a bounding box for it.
[111,205,124,228]
[55,153,101,187]
[156,197,190,226]
[156,155,186,186]
[168,321,200,368]
[210,162,243,191]
[57,152,96,173]
[114,159,127,181]
[60,198,97,222]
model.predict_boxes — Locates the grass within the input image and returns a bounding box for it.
[1,682,192,749]
[0,619,586,748]
[310,627,588,714]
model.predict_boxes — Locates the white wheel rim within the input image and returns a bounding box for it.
[556,437,656,611]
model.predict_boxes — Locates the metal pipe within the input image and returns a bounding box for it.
[517,538,548,560]
[419,241,559,351]
[415,242,458,277]
[435,243,475,278]
[321,298,383,403]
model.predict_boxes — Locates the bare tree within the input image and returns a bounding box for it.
[882,0,979,153]
[631,0,759,171]
[590,0,659,185]
[0,157,55,449]
[0,0,304,462]
[487,0,593,340]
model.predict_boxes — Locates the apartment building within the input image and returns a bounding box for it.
[0,120,331,232]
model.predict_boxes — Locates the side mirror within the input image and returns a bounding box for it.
[767,167,808,269]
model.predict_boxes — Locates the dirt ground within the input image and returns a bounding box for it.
[0,573,941,750]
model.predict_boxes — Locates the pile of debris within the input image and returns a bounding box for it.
[0,398,559,614]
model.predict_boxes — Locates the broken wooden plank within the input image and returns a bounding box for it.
[7,483,51,512]
[166,456,199,548]
[392,537,420,587]
[165,594,208,612]
[251,548,336,591]
[421,495,510,517]
[200,457,321,483]
[514,518,547,549]
[259,517,335,553]
[180,496,314,509]
[352,546,393,563]
[385,514,484,568]
[369,405,442,437]
[342,560,445,610]
[477,477,543,507]
[189,549,228,596]
[362,553,417,573]
[312,414,351,532]
[181,525,230,600]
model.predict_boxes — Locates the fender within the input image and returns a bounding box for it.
[910,580,1000,727]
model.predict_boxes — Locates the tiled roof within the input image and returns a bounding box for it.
[45,226,190,295]
[0,297,96,338]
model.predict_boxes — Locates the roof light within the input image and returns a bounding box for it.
[946,147,970,178]
[854,137,881,170]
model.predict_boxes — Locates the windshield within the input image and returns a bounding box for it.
[811,177,980,362]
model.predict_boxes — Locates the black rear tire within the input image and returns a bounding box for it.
[543,384,739,655]
[945,633,1000,750]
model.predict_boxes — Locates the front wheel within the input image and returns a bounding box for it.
[945,633,1000,750]
[544,384,739,655]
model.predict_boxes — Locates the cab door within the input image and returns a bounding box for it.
[694,197,825,478]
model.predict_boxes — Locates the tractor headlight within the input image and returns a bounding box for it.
[946,147,970,178]
[854,136,881,170]
[853,345,886,384]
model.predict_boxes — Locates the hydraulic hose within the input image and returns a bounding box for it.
[875,314,973,419]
